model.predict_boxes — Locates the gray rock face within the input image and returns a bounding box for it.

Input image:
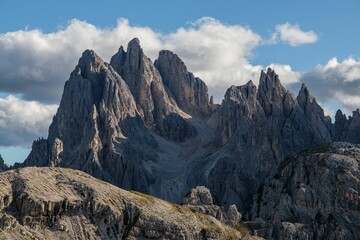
[207,69,333,211]
[24,49,157,195]
[0,154,8,172]
[154,50,212,116]
[335,109,360,143]
[23,39,214,204]
[250,142,360,240]
[23,138,49,167]
[181,186,243,227]
[182,186,213,205]
[296,83,334,141]
[110,39,197,142]
[0,167,256,239]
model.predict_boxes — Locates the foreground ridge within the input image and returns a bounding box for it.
[0,167,260,239]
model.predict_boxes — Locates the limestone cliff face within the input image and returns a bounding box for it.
[154,50,212,117]
[250,142,360,240]
[110,38,197,142]
[23,39,212,204]
[296,83,334,141]
[0,167,258,240]
[24,49,156,194]
[0,154,8,172]
[335,109,360,143]
[207,69,333,211]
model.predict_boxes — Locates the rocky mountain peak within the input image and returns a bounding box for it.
[296,82,333,141]
[110,38,185,129]
[353,108,360,117]
[297,83,316,107]
[224,80,257,103]
[157,50,188,72]
[154,49,212,116]
[335,108,360,143]
[73,49,107,79]
[257,68,287,117]
[0,154,8,172]
[213,67,334,211]
[258,68,283,92]
[128,37,141,48]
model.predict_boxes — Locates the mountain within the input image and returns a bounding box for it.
[0,154,9,172]
[335,109,360,143]
[21,38,355,217]
[249,142,360,240]
[205,69,333,210]
[0,167,260,239]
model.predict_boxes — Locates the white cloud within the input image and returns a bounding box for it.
[0,95,57,146]
[163,17,264,101]
[300,57,360,117]
[0,17,305,147]
[0,18,163,103]
[323,57,360,82]
[267,63,301,85]
[0,17,304,103]
[0,17,268,104]
[271,23,318,46]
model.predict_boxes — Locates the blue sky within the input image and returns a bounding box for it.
[0,0,360,164]
[1,0,359,70]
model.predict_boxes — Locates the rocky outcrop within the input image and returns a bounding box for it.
[335,109,360,143]
[0,167,259,240]
[182,186,214,205]
[0,155,8,172]
[250,142,360,240]
[23,138,49,167]
[296,83,333,141]
[154,50,213,116]
[207,69,333,212]
[181,186,243,226]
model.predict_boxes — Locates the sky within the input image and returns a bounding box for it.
[0,0,360,164]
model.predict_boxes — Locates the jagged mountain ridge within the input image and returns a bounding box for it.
[22,38,352,214]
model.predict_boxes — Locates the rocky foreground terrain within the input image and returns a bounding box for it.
[249,142,360,239]
[0,167,261,240]
[2,38,359,239]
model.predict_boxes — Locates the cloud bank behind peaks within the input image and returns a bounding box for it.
[300,57,360,116]
[0,17,301,104]
[271,23,319,46]
[0,95,57,146]
[0,17,316,149]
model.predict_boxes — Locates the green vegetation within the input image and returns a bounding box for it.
[129,190,156,204]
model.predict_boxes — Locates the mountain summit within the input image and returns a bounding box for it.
[22,38,356,216]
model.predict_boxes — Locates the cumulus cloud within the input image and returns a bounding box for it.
[0,17,269,104]
[0,17,307,148]
[0,19,163,103]
[270,23,318,46]
[267,63,301,85]
[0,95,57,146]
[299,57,360,117]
